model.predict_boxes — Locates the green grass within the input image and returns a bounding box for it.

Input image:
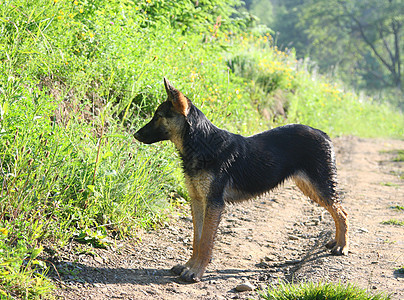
[260,281,391,300]
[227,37,403,138]
[389,170,404,180]
[393,150,404,162]
[381,150,404,162]
[380,182,399,187]
[381,219,404,226]
[0,1,258,297]
[390,205,404,211]
[0,0,403,298]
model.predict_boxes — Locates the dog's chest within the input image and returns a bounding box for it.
[184,171,214,201]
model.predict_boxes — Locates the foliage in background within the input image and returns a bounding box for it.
[243,0,274,28]
[137,0,250,33]
[246,0,404,109]
[301,0,403,91]
[0,0,403,298]
[227,34,403,137]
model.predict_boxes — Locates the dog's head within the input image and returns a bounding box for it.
[134,78,192,144]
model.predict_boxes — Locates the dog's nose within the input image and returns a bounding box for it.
[134,131,140,141]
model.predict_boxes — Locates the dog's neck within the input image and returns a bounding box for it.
[176,107,229,174]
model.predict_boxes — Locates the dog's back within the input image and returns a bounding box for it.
[190,123,338,205]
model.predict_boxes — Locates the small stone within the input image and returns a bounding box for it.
[256,261,270,268]
[358,227,368,233]
[305,220,319,226]
[264,255,277,261]
[288,234,299,240]
[285,259,300,265]
[94,256,103,264]
[236,281,255,292]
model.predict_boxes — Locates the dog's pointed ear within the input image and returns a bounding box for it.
[163,77,190,116]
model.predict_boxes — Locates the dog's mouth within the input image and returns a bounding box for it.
[134,131,149,144]
[133,131,159,144]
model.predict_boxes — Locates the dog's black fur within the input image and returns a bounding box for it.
[135,78,349,282]
[183,107,338,203]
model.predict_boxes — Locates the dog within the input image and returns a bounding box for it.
[134,78,349,282]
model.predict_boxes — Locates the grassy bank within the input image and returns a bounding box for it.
[226,35,403,137]
[0,0,403,298]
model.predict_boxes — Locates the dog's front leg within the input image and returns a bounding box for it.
[179,201,224,282]
[171,198,205,275]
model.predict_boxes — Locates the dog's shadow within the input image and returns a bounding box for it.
[48,233,333,287]
[49,263,178,286]
[49,262,275,286]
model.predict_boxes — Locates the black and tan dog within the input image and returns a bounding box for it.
[134,78,349,282]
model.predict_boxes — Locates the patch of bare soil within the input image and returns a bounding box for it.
[53,137,404,299]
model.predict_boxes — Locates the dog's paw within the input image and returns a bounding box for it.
[179,269,201,283]
[171,264,187,275]
[324,239,337,249]
[330,245,349,256]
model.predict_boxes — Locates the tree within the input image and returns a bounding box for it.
[301,0,403,91]
[272,0,311,53]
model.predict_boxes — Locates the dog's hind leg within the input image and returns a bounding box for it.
[293,173,349,255]
[323,202,349,255]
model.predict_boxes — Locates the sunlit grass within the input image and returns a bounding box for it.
[260,281,391,300]
[390,205,404,211]
[381,219,404,226]
[227,35,403,138]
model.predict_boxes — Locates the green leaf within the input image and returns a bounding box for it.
[30,246,43,259]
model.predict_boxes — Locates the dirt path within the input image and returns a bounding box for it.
[53,137,404,299]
